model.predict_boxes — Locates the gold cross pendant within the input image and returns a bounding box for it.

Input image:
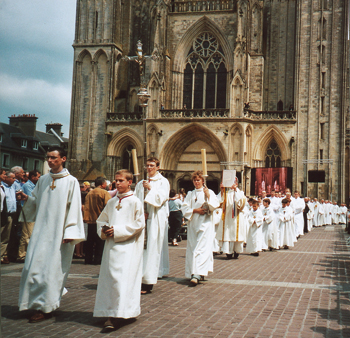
[50,179,56,190]
[116,204,122,210]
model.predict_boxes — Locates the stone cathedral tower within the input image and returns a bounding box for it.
[68,0,349,203]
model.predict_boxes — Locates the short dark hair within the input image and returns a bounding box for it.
[263,198,270,205]
[95,176,106,187]
[169,189,176,198]
[47,146,66,158]
[282,198,289,204]
[28,170,40,179]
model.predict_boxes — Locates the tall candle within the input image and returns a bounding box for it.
[201,149,207,176]
[131,149,139,175]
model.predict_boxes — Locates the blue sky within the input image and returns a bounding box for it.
[0,1,77,137]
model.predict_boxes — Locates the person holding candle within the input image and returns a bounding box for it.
[93,169,145,331]
[181,170,220,286]
[135,157,170,294]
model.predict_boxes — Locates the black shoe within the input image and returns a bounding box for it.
[233,252,239,259]
[251,252,259,256]
[226,254,233,260]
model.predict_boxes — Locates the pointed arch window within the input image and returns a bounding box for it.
[122,144,134,171]
[265,141,281,168]
[183,32,227,109]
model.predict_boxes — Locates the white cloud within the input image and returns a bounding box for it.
[0,0,76,51]
[0,0,76,136]
[0,73,71,134]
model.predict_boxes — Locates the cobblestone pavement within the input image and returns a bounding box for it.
[1,225,350,338]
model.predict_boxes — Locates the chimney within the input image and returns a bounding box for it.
[46,123,63,136]
[9,114,38,136]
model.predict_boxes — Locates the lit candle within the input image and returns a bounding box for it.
[131,149,139,175]
[201,149,207,176]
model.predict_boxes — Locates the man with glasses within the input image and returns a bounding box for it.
[17,146,85,323]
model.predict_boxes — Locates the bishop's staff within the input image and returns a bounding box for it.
[132,149,147,249]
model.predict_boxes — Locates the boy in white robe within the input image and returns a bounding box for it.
[262,198,278,250]
[181,171,219,286]
[246,200,263,256]
[278,198,294,249]
[17,147,85,323]
[94,170,145,331]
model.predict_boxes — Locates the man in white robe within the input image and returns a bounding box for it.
[312,198,319,227]
[291,191,305,238]
[323,201,331,226]
[135,157,169,294]
[216,182,247,259]
[94,170,145,331]
[278,198,294,248]
[318,200,325,226]
[332,202,339,225]
[17,147,85,323]
[307,199,314,232]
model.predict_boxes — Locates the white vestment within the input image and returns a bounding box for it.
[93,191,145,318]
[291,197,305,237]
[135,172,170,285]
[158,222,170,278]
[312,202,319,227]
[18,169,85,313]
[212,193,223,253]
[246,209,263,253]
[278,207,294,247]
[325,203,332,225]
[216,188,247,254]
[332,205,339,224]
[307,203,314,232]
[181,188,219,278]
[318,204,325,226]
[339,206,347,224]
[262,206,278,249]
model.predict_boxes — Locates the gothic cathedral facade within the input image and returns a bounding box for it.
[68,0,349,202]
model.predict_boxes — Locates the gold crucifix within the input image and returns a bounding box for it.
[116,204,122,210]
[50,179,56,190]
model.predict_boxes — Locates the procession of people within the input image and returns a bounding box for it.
[1,148,349,332]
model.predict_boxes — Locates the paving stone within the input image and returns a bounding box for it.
[2,226,350,337]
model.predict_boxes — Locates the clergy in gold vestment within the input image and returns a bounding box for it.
[216,183,247,260]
